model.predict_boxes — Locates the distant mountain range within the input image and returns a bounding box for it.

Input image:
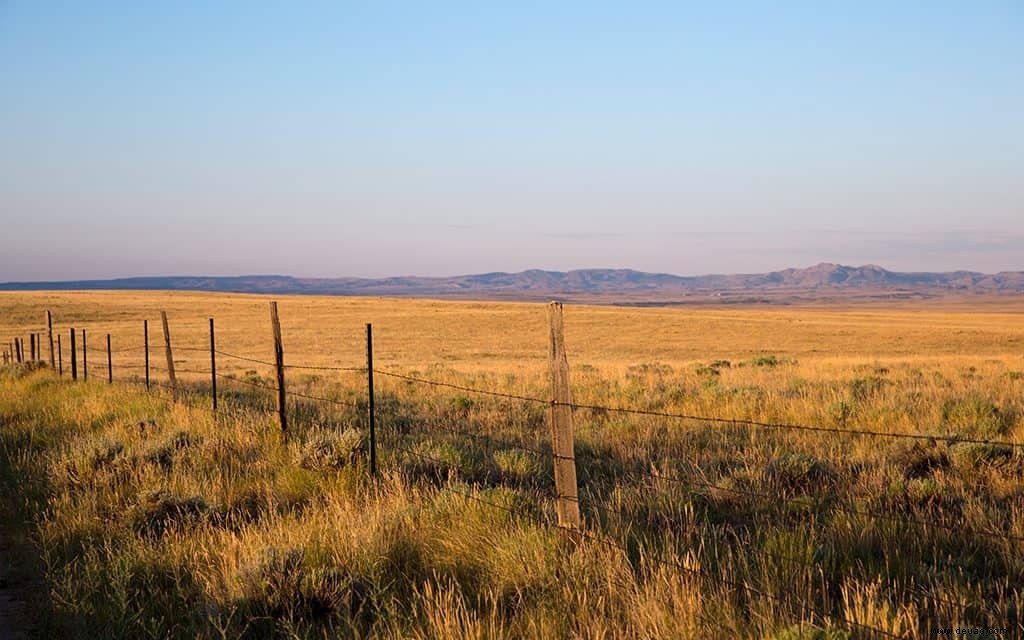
[3,263,1023,304]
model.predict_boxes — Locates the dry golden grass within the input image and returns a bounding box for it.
[1,291,1023,638]
[2,290,1023,373]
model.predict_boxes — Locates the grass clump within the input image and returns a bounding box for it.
[849,375,891,401]
[748,354,786,368]
[140,429,197,470]
[765,453,835,493]
[298,428,365,471]
[769,625,850,640]
[492,449,540,484]
[941,395,1012,436]
[948,442,1015,469]
[890,441,950,479]
[235,546,367,627]
[131,488,208,536]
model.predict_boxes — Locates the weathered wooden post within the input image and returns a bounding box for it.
[106,334,113,384]
[30,334,36,362]
[161,312,176,398]
[47,311,55,368]
[70,328,78,380]
[269,302,288,435]
[548,302,581,530]
[57,334,63,376]
[81,329,88,380]
[209,318,217,412]
[366,323,377,477]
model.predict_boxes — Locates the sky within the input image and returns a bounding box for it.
[1,1,1022,280]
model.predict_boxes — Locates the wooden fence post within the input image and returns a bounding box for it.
[144,320,150,390]
[57,335,63,376]
[82,329,88,380]
[209,318,217,412]
[70,328,77,380]
[106,334,112,384]
[269,302,288,435]
[548,302,581,531]
[161,312,176,398]
[366,323,377,477]
[30,334,36,362]
[47,311,55,368]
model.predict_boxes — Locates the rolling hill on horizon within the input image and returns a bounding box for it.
[2,263,1023,304]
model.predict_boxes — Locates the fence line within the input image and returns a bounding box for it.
[4,303,1021,636]
[7,312,1024,451]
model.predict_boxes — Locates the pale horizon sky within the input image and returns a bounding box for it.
[2,2,1022,281]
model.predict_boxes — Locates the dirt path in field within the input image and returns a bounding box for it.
[0,524,37,640]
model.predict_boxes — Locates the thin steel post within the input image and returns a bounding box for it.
[47,311,55,368]
[144,320,150,390]
[366,323,377,477]
[209,318,217,412]
[70,328,78,380]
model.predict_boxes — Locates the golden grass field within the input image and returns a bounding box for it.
[1,290,1023,638]
[2,290,1023,371]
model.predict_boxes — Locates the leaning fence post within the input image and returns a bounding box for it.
[14,338,21,364]
[82,329,88,380]
[106,334,112,384]
[269,302,288,435]
[70,328,78,380]
[47,311,55,368]
[30,334,36,362]
[366,323,377,478]
[548,301,581,531]
[209,318,217,412]
[161,312,177,398]
[144,320,150,390]
[57,334,63,376]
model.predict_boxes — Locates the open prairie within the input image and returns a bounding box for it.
[1,291,1023,638]
[2,290,1023,370]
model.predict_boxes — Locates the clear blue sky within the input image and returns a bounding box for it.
[1,1,1021,280]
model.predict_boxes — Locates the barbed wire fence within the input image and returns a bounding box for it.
[3,302,1023,637]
